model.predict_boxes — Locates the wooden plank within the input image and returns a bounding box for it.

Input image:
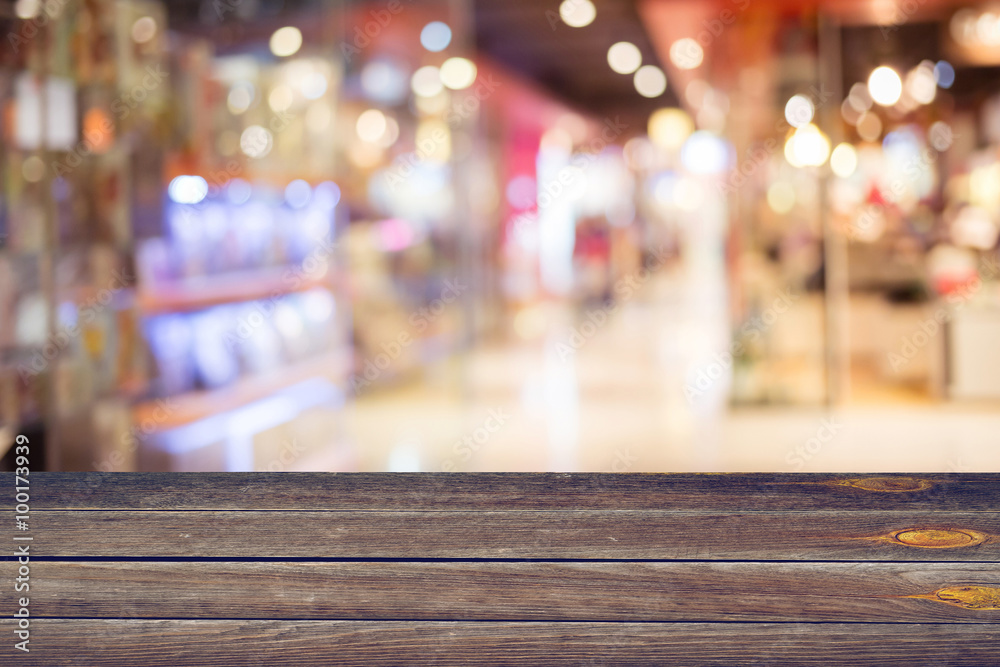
[25,510,1000,559]
[2,621,998,665]
[16,472,1000,512]
[29,561,1000,622]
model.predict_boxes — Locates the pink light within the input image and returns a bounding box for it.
[376,218,415,252]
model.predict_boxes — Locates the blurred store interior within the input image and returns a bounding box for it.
[1,0,999,473]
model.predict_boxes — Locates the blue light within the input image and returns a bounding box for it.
[58,301,78,327]
[934,61,955,89]
[420,21,452,52]
[285,179,312,209]
[314,181,341,210]
[226,178,252,205]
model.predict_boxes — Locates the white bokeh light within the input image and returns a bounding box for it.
[634,65,667,98]
[440,58,477,90]
[269,27,303,57]
[559,0,596,27]
[240,125,273,158]
[830,143,858,178]
[784,95,815,128]
[356,109,388,143]
[868,66,902,106]
[607,42,642,74]
[669,38,703,70]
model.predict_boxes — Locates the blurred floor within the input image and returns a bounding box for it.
[322,267,1000,473]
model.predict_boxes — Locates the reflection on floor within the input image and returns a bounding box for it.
[323,270,1000,473]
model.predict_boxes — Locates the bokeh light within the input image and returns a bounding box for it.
[131,16,157,44]
[559,0,596,27]
[767,181,795,214]
[669,38,703,70]
[240,125,273,158]
[868,66,902,106]
[830,143,858,178]
[681,131,730,174]
[634,65,667,98]
[648,108,694,152]
[440,57,477,90]
[786,124,830,167]
[356,109,388,143]
[856,112,883,142]
[934,60,956,89]
[420,21,452,52]
[784,94,815,128]
[269,27,303,58]
[607,42,642,74]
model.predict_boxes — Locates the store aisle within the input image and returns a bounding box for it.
[336,265,1000,474]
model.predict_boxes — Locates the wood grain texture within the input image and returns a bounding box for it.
[26,509,1000,559]
[2,621,998,666]
[7,473,999,664]
[28,561,1000,622]
[13,472,1000,511]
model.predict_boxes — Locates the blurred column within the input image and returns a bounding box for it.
[447,0,481,349]
[818,13,850,406]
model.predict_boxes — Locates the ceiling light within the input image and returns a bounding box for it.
[559,0,596,28]
[634,65,667,98]
[669,38,703,70]
[607,42,642,74]
[868,66,902,106]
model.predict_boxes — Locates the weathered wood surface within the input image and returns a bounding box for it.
[29,561,1000,622]
[27,510,1000,559]
[23,472,1000,511]
[1,621,998,666]
[3,472,999,665]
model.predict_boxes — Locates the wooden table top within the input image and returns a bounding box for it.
[4,472,999,665]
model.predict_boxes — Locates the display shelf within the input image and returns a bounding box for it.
[137,267,335,314]
[131,348,349,432]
